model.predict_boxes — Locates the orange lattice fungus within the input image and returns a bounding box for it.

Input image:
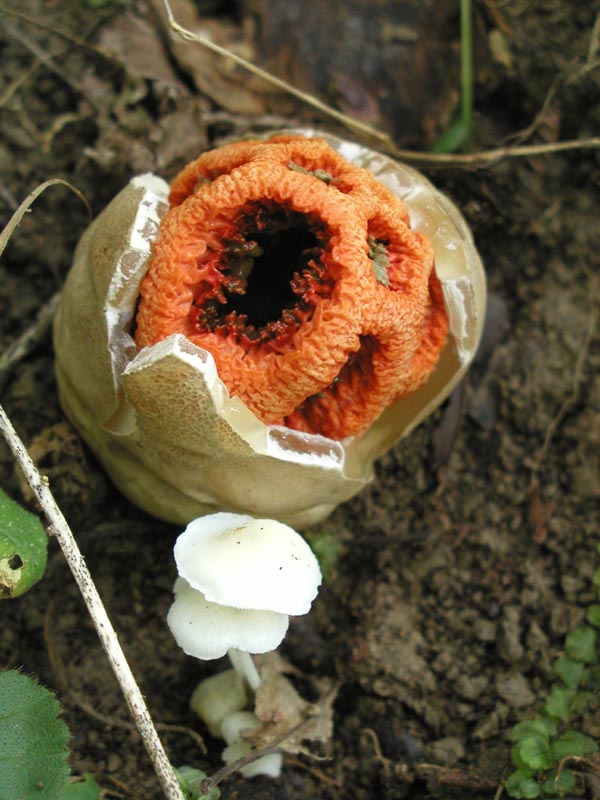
[134,136,448,440]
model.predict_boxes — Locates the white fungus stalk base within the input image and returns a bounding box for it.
[228,648,262,693]
[221,711,283,779]
[190,670,247,737]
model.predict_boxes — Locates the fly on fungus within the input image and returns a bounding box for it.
[53,130,485,528]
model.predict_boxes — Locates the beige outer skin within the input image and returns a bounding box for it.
[53,131,486,529]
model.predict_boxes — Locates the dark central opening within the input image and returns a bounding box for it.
[220,212,322,330]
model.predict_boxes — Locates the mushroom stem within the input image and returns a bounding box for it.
[227,648,261,693]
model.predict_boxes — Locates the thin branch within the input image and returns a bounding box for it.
[0,60,40,108]
[0,178,90,260]
[159,0,393,149]
[2,18,88,105]
[388,137,600,168]
[587,7,600,64]
[0,292,60,391]
[0,405,185,800]
[159,0,600,169]
[200,720,306,793]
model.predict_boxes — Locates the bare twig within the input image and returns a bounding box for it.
[159,0,393,149]
[72,689,208,755]
[159,0,600,169]
[361,727,393,777]
[587,7,600,64]
[493,773,507,800]
[43,600,208,754]
[0,406,185,800]
[388,137,600,167]
[0,179,88,386]
[0,292,60,391]
[284,755,343,793]
[2,18,88,104]
[200,720,307,793]
[0,60,40,108]
[0,178,90,260]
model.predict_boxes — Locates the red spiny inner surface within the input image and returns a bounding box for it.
[189,202,334,352]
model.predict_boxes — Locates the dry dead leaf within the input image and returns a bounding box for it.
[149,0,284,114]
[99,11,183,87]
[248,654,338,756]
[16,423,91,506]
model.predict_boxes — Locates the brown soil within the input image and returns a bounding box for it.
[1,1,599,799]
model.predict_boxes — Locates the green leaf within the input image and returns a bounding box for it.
[0,670,70,800]
[593,567,600,591]
[553,656,587,688]
[0,487,47,598]
[538,716,558,737]
[175,766,221,800]
[541,768,576,795]
[571,690,596,713]
[58,775,101,799]
[586,604,600,628]
[565,627,597,664]
[588,664,600,688]
[551,730,598,760]
[432,113,472,154]
[512,720,551,743]
[514,734,554,771]
[511,744,531,771]
[305,530,345,581]
[545,687,575,722]
[505,769,542,799]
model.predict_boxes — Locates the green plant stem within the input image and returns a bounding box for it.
[461,0,473,147]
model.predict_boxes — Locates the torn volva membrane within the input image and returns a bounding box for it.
[53,130,486,527]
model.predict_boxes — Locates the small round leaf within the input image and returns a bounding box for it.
[565,627,597,664]
[586,604,600,628]
[545,687,575,722]
[0,488,47,599]
[515,734,553,771]
[551,730,598,760]
[0,670,70,800]
[505,769,542,799]
[553,656,587,688]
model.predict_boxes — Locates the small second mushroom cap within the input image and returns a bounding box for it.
[167,577,289,659]
[174,512,322,616]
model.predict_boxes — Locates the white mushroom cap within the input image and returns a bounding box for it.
[174,512,322,615]
[167,578,289,659]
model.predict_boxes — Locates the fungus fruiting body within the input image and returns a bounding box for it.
[134,135,448,441]
[53,129,486,527]
[167,513,321,685]
[167,513,321,777]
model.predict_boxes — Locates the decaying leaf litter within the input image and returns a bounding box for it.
[1,1,599,799]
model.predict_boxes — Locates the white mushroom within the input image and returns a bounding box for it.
[167,577,289,662]
[173,512,322,615]
[168,512,321,691]
[190,670,247,738]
